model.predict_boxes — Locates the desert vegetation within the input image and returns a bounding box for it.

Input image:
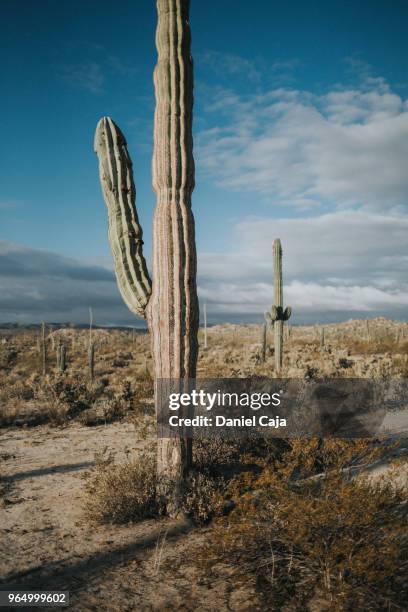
[1,318,407,430]
[1,319,407,609]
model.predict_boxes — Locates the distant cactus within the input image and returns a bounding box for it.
[41,321,47,376]
[265,239,291,372]
[261,322,267,362]
[88,341,95,382]
[203,303,208,349]
[58,343,66,373]
[320,326,325,347]
[88,307,95,382]
[94,0,198,515]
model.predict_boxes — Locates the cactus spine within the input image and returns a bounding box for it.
[94,0,198,515]
[265,239,291,372]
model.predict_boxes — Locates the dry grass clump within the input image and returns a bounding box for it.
[33,377,99,424]
[193,438,243,473]
[195,439,408,610]
[83,451,158,524]
[181,472,226,524]
[83,448,226,525]
[349,337,408,357]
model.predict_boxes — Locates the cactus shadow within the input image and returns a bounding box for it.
[0,518,194,603]
[3,461,94,483]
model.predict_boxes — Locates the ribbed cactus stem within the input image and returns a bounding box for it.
[273,240,283,371]
[88,341,95,382]
[150,0,198,506]
[203,303,208,349]
[261,322,267,363]
[94,0,198,516]
[94,118,152,318]
[41,321,47,376]
[320,326,325,348]
[265,239,291,373]
[59,344,66,373]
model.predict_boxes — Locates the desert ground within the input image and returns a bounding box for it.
[1,319,407,611]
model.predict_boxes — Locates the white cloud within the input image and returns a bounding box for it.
[0,221,407,324]
[195,78,408,212]
[198,210,408,319]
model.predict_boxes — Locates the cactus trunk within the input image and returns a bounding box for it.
[59,344,66,373]
[320,326,325,347]
[149,0,198,506]
[261,322,267,362]
[41,321,47,376]
[94,0,198,516]
[88,342,95,382]
[273,240,284,371]
[203,303,208,349]
[265,239,291,373]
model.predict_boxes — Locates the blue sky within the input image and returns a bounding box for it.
[1,0,407,325]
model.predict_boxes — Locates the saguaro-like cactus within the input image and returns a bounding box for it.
[203,303,208,349]
[265,239,291,372]
[58,343,66,373]
[94,0,198,515]
[88,341,95,382]
[261,322,267,363]
[41,321,47,376]
[320,326,325,348]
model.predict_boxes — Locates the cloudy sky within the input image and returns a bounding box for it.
[1,0,407,326]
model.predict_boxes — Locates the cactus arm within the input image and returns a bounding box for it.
[94,117,152,319]
[284,306,292,321]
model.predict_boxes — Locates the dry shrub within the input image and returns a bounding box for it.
[193,438,242,472]
[0,379,34,402]
[196,439,408,610]
[181,472,225,524]
[0,345,18,369]
[391,355,408,377]
[83,450,226,525]
[33,377,97,424]
[349,337,407,357]
[0,399,21,427]
[83,451,158,524]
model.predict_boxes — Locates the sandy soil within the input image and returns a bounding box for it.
[0,423,254,611]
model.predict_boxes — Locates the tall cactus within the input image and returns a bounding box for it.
[58,343,66,373]
[88,341,95,382]
[261,322,267,363]
[94,0,198,515]
[41,321,47,376]
[265,239,291,372]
